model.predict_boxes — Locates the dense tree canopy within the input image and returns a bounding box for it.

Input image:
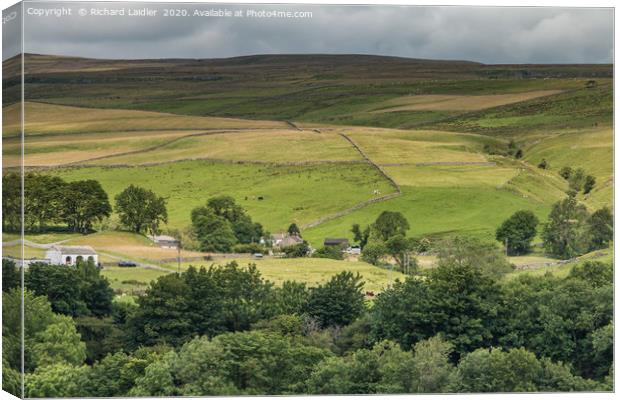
[127,263,275,347]
[2,258,20,292]
[2,172,21,232]
[3,238,612,396]
[25,174,67,232]
[453,347,599,392]
[287,223,301,237]
[351,223,371,249]
[306,271,365,328]
[372,263,502,356]
[25,261,113,317]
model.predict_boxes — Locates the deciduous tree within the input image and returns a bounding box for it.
[587,207,613,250]
[495,210,539,255]
[115,185,168,234]
[62,180,111,233]
[542,194,590,259]
[371,211,410,242]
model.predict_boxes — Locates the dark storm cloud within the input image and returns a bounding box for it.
[7,1,614,63]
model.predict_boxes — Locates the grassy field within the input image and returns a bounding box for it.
[160,257,405,293]
[52,161,396,234]
[101,266,171,294]
[345,128,494,165]
[372,90,563,113]
[3,54,612,295]
[86,130,363,166]
[2,244,47,259]
[4,130,207,167]
[2,231,83,244]
[2,102,288,137]
[431,82,612,135]
[384,165,518,188]
[302,184,561,246]
[505,246,613,281]
[522,126,613,209]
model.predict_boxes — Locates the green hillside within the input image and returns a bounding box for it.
[3,53,613,294]
[52,161,396,234]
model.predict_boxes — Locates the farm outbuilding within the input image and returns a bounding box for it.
[324,238,350,248]
[45,245,98,266]
[150,235,180,249]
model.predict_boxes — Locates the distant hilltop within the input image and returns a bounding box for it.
[2,53,613,80]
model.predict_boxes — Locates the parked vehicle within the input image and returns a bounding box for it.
[253,253,264,259]
[347,245,361,255]
[118,260,137,267]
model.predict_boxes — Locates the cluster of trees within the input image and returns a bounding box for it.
[542,196,613,259]
[536,162,597,195]
[495,196,612,259]
[559,166,596,194]
[355,211,421,273]
[483,139,523,159]
[3,255,612,397]
[2,173,111,233]
[190,196,265,252]
[312,245,345,260]
[2,174,169,236]
[283,242,312,258]
[127,264,364,348]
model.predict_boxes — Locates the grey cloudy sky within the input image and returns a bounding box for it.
[3,2,614,63]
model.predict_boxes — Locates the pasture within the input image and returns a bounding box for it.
[343,127,500,164]
[86,129,363,166]
[505,247,613,281]
[3,54,612,296]
[101,266,171,294]
[2,244,47,259]
[2,102,288,137]
[523,126,613,209]
[161,257,405,293]
[4,130,205,167]
[371,90,563,113]
[52,161,396,234]
[302,184,560,246]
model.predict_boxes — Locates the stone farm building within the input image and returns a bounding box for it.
[271,233,304,249]
[324,238,350,248]
[45,245,98,266]
[150,235,180,249]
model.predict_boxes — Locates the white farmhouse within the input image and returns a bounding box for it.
[45,245,98,266]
